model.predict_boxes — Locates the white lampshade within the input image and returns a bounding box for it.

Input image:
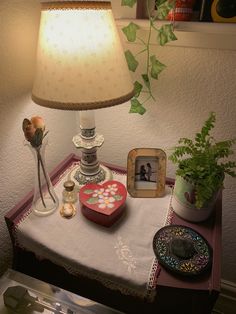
[32,1,134,110]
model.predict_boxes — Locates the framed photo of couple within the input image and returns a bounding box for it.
[127,148,166,198]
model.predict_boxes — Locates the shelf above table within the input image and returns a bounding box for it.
[116,19,236,51]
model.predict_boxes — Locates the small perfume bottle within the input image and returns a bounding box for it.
[62,180,77,204]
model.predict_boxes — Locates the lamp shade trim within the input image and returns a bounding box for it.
[41,1,111,11]
[32,89,134,110]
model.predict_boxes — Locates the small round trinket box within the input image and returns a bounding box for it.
[60,203,76,219]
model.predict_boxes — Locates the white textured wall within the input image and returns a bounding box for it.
[0,0,76,275]
[85,43,236,282]
[1,0,236,286]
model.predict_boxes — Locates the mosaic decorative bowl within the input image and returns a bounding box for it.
[153,225,212,276]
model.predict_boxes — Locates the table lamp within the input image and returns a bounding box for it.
[32,1,134,185]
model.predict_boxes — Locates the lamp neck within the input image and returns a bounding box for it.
[80,128,96,139]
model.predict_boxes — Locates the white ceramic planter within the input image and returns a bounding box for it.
[172,176,219,222]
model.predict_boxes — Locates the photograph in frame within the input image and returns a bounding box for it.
[127,148,166,198]
[135,157,158,190]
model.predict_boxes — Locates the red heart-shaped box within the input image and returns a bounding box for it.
[79,180,127,227]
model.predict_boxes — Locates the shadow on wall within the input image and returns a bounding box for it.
[0,0,42,211]
[0,0,41,277]
[0,1,74,276]
[0,0,40,101]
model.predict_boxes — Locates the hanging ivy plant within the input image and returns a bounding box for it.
[121,0,177,114]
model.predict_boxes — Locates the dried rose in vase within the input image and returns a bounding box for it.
[22,116,58,216]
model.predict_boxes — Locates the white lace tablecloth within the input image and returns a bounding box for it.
[15,163,173,301]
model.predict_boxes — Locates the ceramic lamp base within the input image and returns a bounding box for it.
[72,111,113,187]
[68,164,112,189]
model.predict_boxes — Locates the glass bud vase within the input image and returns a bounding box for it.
[28,138,59,216]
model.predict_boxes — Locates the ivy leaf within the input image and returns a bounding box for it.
[157,31,168,46]
[129,98,146,115]
[164,24,177,41]
[142,74,150,89]
[122,22,140,42]
[150,55,166,79]
[134,81,143,97]
[83,189,94,195]
[157,24,177,46]
[121,0,137,8]
[124,50,139,72]
[86,197,98,204]
[155,1,174,20]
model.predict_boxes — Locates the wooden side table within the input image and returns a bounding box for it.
[5,154,221,314]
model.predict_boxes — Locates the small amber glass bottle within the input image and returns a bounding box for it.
[62,180,77,204]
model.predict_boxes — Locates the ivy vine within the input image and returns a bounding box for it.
[121,0,177,114]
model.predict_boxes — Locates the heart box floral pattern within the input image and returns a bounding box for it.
[79,181,127,227]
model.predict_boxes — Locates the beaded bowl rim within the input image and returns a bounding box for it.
[153,224,213,277]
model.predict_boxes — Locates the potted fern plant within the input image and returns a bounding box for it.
[169,112,236,222]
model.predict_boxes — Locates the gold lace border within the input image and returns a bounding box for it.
[41,1,111,11]
[32,89,134,111]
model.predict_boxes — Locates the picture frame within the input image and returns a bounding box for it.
[127,148,166,198]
